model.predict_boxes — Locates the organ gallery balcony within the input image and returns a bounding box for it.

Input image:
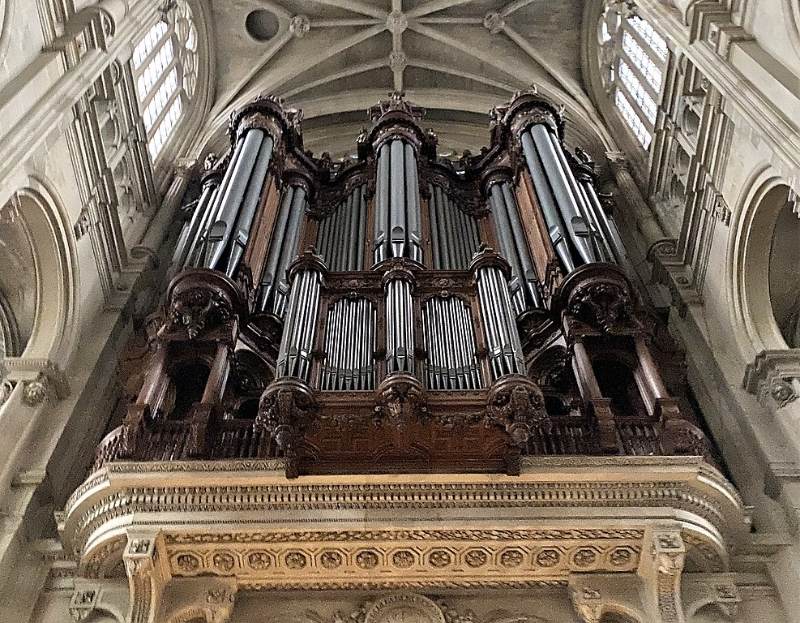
[61,91,747,622]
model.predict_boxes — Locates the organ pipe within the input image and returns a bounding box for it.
[428,184,480,270]
[276,263,322,380]
[171,171,220,275]
[373,139,422,265]
[473,258,525,380]
[259,183,308,316]
[316,184,367,271]
[487,180,543,312]
[204,129,269,273]
[321,297,376,390]
[385,276,415,374]
[422,296,481,390]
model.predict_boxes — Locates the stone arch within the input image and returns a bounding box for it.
[1,178,78,363]
[729,167,797,356]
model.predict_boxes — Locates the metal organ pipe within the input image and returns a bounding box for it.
[373,139,422,264]
[529,123,598,266]
[204,129,266,271]
[422,297,482,390]
[276,264,322,380]
[316,184,367,271]
[320,297,377,390]
[520,130,575,274]
[274,186,307,314]
[474,260,525,380]
[171,174,219,273]
[429,184,480,270]
[259,186,294,309]
[225,135,275,277]
[374,143,390,264]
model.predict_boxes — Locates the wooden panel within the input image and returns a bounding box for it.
[516,170,556,284]
[244,176,279,285]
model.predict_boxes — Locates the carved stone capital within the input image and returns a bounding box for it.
[69,587,99,621]
[683,574,741,621]
[743,349,800,410]
[569,584,604,623]
[123,532,171,623]
[640,525,686,623]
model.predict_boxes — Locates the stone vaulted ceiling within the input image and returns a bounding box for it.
[201,0,608,158]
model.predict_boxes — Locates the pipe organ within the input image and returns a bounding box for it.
[108,89,715,476]
[58,87,758,623]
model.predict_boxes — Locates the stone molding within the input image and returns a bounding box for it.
[61,460,749,596]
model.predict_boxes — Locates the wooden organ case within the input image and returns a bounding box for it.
[101,90,717,479]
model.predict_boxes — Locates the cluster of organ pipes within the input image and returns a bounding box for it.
[422,296,482,389]
[519,123,625,272]
[316,185,368,271]
[168,92,631,396]
[320,297,377,390]
[373,139,423,264]
[428,183,481,270]
[110,92,719,474]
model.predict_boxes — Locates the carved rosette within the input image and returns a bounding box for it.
[556,263,637,333]
[485,375,549,447]
[160,270,244,341]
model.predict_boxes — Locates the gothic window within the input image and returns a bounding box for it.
[131,0,198,161]
[598,6,669,149]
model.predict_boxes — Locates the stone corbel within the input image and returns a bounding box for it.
[743,350,800,410]
[0,358,70,404]
[639,524,687,623]
[69,579,129,622]
[161,577,238,623]
[568,573,645,623]
[123,532,172,623]
[682,573,741,620]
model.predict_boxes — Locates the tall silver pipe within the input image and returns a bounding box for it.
[404,142,422,263]
[520,130,575,273]
[347,189,359,269]
[173,179,215,271]
[272,185,307,313]
[583,180,627,265]
[205,129,264,270]
[549,132,608,262]
[475,264,524,380]
[389,139,407,258]
[499,181,543,308]
[224,135,274,277]
[259,186,294,310]
[374,143,390,264]
[530,124,596,265]
[184,186,220,269]
[428,183,441,269]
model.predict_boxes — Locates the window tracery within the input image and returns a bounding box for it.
[131,1,198,161]
[597,4,669,149]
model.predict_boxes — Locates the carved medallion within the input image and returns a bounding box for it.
[363,594,446,623]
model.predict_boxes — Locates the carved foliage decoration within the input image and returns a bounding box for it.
[485,375,548,446]
[256,378,316,455]
[161,270,243,341]
[557,264,638,333]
